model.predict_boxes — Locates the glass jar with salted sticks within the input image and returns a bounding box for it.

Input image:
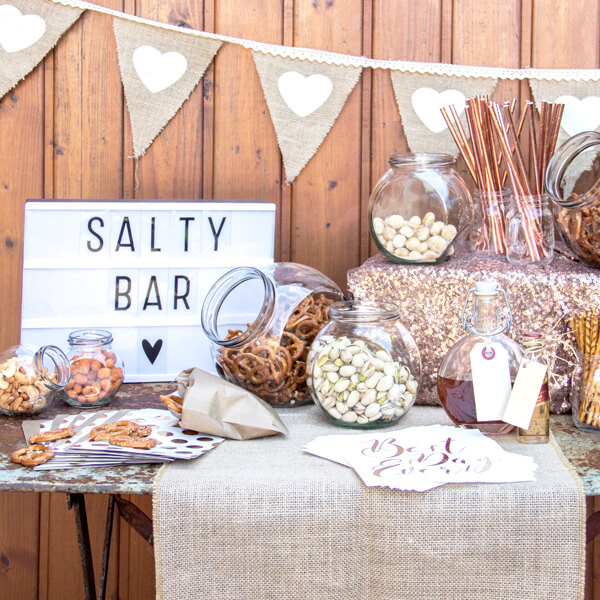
[201,263,344,407]
[306,300,421,428]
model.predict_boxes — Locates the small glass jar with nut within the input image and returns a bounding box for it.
[369,153,473,264]
[0,344,70,416]
[63,329,124,408]
[306,300,421,428]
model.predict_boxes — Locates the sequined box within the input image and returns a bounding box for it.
[347,249,600,413]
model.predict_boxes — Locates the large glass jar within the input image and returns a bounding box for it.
[0,344,70,416]
[546,131,600,267]
[437,281,522,434]
[62,330,124,408]
[306,300,421,428]
[201,263,344,407]
[369,153,473,264]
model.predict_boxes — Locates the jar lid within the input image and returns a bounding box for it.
[68,329,114,345]
[329,300,400,323]
[389,152,455,168]
[545,131,600,209]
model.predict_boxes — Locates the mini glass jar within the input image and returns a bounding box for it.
[570,352,600,432]
[470,188,510,256]
[0,344,70,416]
[505,193,554,265]
[201,262,344,407]
[306,300,421,428]
[546,131,600,267]
[63,330,124,408]
[369,153,473,264]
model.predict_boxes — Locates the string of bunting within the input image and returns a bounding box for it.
[2,0,600,182]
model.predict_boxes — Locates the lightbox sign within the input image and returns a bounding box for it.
[20,200,275,381]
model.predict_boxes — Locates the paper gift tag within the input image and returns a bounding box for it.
[470,342,512,422]
[503,358,547,429]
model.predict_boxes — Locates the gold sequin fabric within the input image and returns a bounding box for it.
[347,246,600,413]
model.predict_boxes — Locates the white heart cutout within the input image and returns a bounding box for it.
[133,45,188,94]
[277,71,333,118]
[0,5,46,53]
[411,87,466,133]
[555,95,600,136]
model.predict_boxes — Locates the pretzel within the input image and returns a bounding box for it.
[132,425,152,437]
[29,426,75,444]
[108,435,158,449]
[160,394,184,413]
[11,444,54,467]
[216,291,335,405]
[89,420,138,440]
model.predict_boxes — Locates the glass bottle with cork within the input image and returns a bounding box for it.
[516,332,550,443]
[437,280,522,434]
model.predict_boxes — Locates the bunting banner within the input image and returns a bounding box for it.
[113,17,222,158]
[3,0,600,180]
[390,72,498,157]
[252,52,362,183]
[0,0,83,99]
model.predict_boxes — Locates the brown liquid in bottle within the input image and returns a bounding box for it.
[437,376,515,435]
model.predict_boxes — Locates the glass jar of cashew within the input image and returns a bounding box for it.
[0,344,70,416]
[306,300,421,428]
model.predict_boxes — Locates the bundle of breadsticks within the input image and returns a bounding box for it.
[569,310,600,427]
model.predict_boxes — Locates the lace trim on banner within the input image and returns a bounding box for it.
[50,0,600,82]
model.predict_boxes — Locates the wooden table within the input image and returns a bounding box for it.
[0,384,596,599]
[0,383,169,600]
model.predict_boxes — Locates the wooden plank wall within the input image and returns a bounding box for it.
[0,0,598,597]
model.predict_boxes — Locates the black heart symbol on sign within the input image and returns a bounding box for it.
[142,339,163,364]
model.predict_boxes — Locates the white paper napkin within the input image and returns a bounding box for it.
[304,425,536,491]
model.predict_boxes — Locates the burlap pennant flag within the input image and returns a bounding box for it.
[252,52,362,183]
[390,72,498,156]
[529,79,600,143]
[530,80,600,197]
[0,0,83,100]
[113,18,222,158]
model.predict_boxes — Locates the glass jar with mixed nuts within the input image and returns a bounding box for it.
[63,329,124,408]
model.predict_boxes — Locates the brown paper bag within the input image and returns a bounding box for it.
[176,368,288,440]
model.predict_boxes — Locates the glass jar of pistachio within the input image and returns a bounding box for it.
[306,300,421,428]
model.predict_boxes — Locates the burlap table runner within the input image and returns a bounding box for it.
[153,406,585,600]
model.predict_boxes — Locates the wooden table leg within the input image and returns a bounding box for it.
[66,493,153,600]
[66,493,96,600]
[587,510,600,544]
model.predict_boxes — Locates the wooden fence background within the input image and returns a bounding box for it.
[1,0,599,597]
